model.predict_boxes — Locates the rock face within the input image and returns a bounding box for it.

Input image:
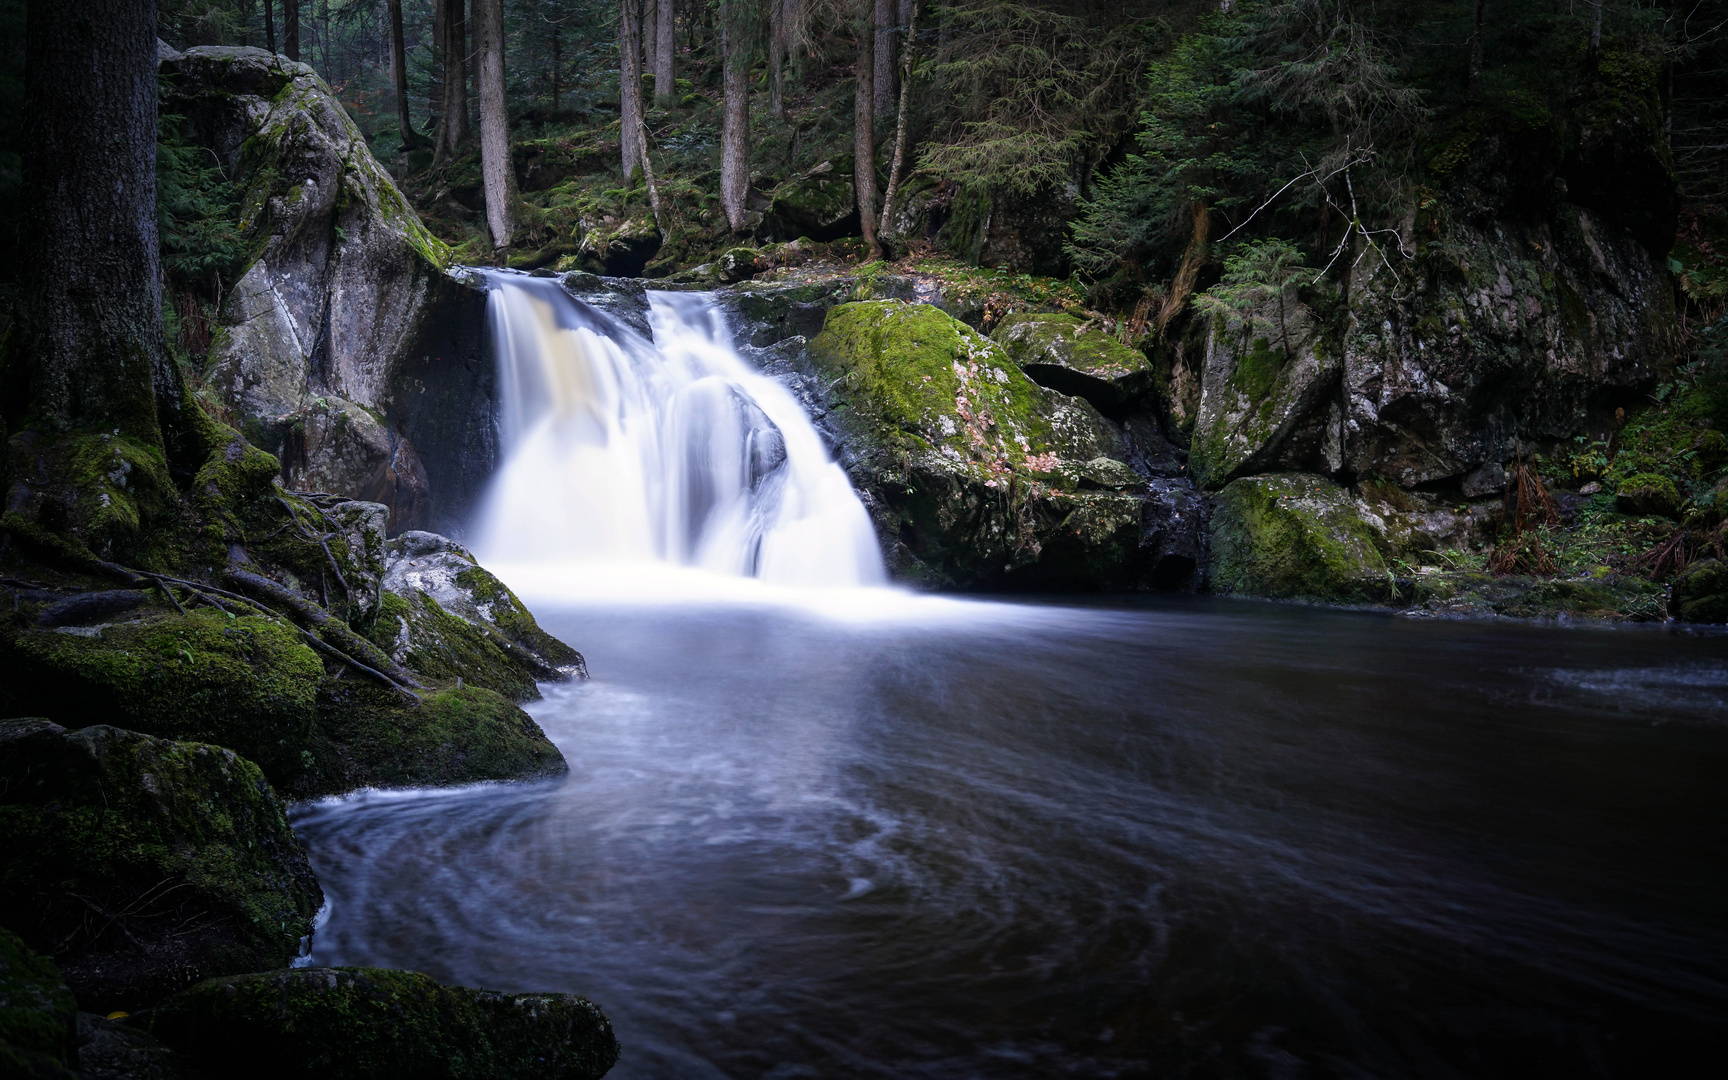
[1671,559,1728,623]
[366,531,587,703]
[150,967,618,1080]
[1207,474,1392,603]
[0,721,323,1013]
[1,927,79,1078]
[161,46,495,536]
[800,300,1190,588]
[764,159,859,242]
[990,313,1157,417]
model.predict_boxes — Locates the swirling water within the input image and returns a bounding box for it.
[293,595,1728,1078]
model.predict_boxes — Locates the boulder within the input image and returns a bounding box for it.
[574,212,661,277]
[1207,473,1393,603]
[0,721,323,1013]
[989,313,1156,417]
[365,531,587,703]
[804,301,1157,588]
[75,1011,188,1080]
[1189,300,1340,490]
[149,967,618,1080]
[1412,571,1667,621]
[0,609,323,779]
[764,159,858,242]
[1,927,79,1079]
[162,47,493,536]
[1671,558,1728,623]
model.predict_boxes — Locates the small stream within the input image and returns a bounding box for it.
[293,594,1728,1078]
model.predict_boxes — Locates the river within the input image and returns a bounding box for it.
[292,591,1728,1078]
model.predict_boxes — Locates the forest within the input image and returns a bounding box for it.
[4,2,1728,1078]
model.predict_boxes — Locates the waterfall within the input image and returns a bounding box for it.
[471,271,885,589]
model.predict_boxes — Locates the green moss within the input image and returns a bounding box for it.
[1209,474,1392,603]
[990,313,1151,380]
[452,566,582,673]
[807,301,1069,476]
[0,721,322,1012]
[300,682,565,797]
[1411,571,1666,622]
[1672,559,1728,623]
[1613,472,1683,519]
[0,609,322,780]
[150,967,617,1080]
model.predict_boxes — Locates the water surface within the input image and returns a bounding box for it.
[293,596,1728,1078]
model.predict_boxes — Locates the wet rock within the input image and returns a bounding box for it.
[1140,479,1208,591]
[1208,473,1392,603]
[0,721,323,1013]
[364,531,587,702]
[806,300,1156,588]
[1,926,79,1078]
[1411,571,1667,622]
[0,609,323,779]
[149,967,618,1080]
[1671,558,1728,623]
[574,212,662,277]
[989,313,1155,418]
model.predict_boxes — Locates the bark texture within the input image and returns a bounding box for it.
[873,0,894,119]
[475,0,514,250]
[5,0,169,445]
[264,0,276,54]
[854,19,880,258]
[719,0,751,232]
[654,0,676,105]
[434,0,469,163]
[388,0,419,150]
[285,0,300,61]
[621,0,642,180]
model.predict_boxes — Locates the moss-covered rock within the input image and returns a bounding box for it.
[1208,473,1393,602]
[1614,472,1684,518]
[0,721,322,1012]
[364,531,585,702]
[162,46,460,532]
[303,683,566,797]
[0,609,323,779]
[764,158,857,243]
[1409,570,1666,622]
[0,926,79,1078]
[989,313,1155,416]
[806,300,1165,587]
[150,967,617,1080]
[1671,558,1728,623]
[1190,302,1339,490]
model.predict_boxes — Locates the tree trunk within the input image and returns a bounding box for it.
[5,0,191,541]
[1467,0,1484,102]
[475,0,514,252]
[719,0,751,232]
[873,0,894,120]
[769,3,786,117]
[449,0,470,146]
[1588,0,1603,69]
[855,16,880,260]
[621,0,642,181]
[434,0,469,163]
[643,0,657,84]
[620,0,666,238]
[1157,200,1211,335]
[654,0,676,105]
[879,0,918,242]
[550,23,561,110]
[264,0,277,54]
[387,0,424,151]
[285,0,300,61]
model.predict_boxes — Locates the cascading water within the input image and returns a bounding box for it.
[470,270,885,589]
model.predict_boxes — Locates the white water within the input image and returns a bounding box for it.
[471,271,885,593]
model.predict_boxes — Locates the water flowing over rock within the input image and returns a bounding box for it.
[160,46,493,535]
[471,272,885,587]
